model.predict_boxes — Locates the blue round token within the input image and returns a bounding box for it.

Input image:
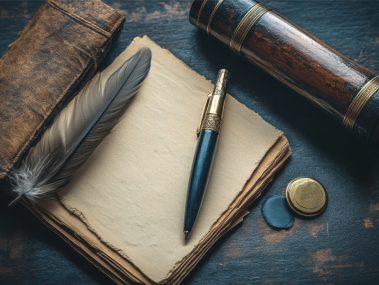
[261,195,295,230]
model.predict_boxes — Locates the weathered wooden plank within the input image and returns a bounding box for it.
[1,1,379,284]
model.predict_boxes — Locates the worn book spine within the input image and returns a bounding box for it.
[189,0,379,145]
[0,0,125,179]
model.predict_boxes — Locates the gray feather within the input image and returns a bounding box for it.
[9,47,152,206]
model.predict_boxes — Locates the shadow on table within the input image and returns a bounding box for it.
[0,183,111,284]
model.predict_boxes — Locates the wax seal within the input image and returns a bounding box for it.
[261,195,295,230]
[285,177,328,217]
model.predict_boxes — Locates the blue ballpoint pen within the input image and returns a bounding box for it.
[184,69,230,241]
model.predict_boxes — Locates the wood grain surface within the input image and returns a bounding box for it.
[1,1,379,284]
[190,0,379,141]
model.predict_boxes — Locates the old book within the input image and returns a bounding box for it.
[0,0,125,179]
[21,36,291,284]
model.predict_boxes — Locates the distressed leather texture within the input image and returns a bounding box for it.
[0,0,125,179]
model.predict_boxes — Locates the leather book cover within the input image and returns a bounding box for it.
[0,0,125,179]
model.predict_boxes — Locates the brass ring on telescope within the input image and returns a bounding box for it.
[206,0,225,36]
[230,3,271,55]
[196,0,208,28]
[343,75,379,131]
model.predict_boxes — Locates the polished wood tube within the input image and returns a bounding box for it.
[189,0,379,144]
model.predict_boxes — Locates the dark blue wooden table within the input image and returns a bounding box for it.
[1,1,379,284]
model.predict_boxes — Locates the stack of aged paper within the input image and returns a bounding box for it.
[23,36,291,285]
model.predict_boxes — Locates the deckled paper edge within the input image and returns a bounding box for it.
[55,35,286,283]
[58,196,133,262]
[166,137,291,283]
[28,135,290,285]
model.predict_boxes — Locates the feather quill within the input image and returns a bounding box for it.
[9,47,152,206]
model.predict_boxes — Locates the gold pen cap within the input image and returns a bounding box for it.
[197,69,230,136]
[207,69,230,117]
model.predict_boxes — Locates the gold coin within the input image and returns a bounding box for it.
[285,177,327,217]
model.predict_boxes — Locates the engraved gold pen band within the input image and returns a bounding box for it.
[197,70,230,135]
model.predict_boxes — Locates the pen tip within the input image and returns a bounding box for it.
[184,231,189,241]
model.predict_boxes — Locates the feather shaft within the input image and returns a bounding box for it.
[9,47,152,205]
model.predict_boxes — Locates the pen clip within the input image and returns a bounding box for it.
[197,93,212,137]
